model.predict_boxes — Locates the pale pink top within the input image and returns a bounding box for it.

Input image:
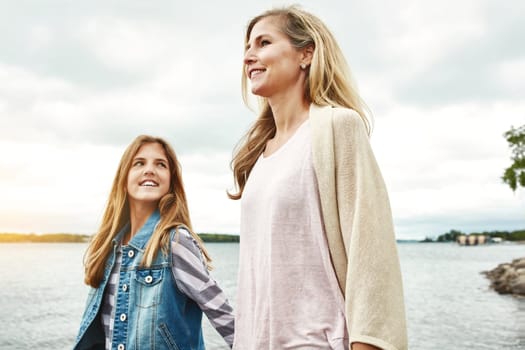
[233,120,348,350]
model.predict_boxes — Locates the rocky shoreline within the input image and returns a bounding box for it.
[482,257,525,296]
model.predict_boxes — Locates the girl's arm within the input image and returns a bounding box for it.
[170,229,235,348]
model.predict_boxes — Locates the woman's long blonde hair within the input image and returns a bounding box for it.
[84,135,211,288]
[229,5,371,200]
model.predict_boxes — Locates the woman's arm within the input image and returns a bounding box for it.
[353,342,381,350]
[330,108,407,350]
[170,229,235,348]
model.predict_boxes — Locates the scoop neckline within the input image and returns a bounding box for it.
[261,118,310,160]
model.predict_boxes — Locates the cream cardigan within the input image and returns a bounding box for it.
[310,104,408,350]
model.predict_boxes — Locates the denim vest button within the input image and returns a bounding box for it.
[122,284,128,292]
[120,313,127,322]
[145,275,153,284]
[117,344,125,350]
[127,250,135,258]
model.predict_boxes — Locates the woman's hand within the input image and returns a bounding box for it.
[352,342,381,350]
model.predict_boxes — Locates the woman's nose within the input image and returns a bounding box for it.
[243,49,256,65]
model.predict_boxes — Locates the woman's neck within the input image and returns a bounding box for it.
[268,93,310,135]
[262,93,310,158]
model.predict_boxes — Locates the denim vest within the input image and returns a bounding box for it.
[73,210,205,350]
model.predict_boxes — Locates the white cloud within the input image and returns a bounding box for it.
[365,0,485,77]
[372,100,525,238]
[179,152,240,233]
[0,63,73,98]
[28,25,54,50]
[496,58,525,95]
[0,141,121,233]
[78,17,175,73]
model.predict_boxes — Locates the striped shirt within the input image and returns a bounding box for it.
[101,229,235,349]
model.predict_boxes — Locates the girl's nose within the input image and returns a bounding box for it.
[143,167,155,175]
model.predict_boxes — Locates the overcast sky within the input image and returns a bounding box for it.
[1,0,524,240]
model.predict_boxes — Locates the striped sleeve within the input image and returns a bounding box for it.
[101,248,122,350]
[171,229,235,348]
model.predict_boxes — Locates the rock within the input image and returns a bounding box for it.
[483,257,525,296]
[510,275,525,295]
[513,259,525,270]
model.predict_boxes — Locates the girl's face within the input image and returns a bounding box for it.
[244,17,305,98]
[126,142,171,207]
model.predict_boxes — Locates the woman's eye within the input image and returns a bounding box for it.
[133,161,143,167]
[260,40,270,46]
[158,162,167,168]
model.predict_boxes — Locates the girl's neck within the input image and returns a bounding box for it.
[125,202,157,244]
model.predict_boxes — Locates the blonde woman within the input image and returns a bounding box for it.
[74,135,234,350]
[229,6,407,350]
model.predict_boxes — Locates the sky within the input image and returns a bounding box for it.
[0,0,524,240]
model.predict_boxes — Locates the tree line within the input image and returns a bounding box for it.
[422,229,525,243]
[0,233,91,243]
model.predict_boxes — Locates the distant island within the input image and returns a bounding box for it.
[198,233,240,243]
[420,229,525,243]
[0,232,240,243]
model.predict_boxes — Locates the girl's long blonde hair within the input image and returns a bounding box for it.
[229,5,371,200]
[84,135,211,288]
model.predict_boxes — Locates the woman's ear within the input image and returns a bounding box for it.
[301,44,314,66]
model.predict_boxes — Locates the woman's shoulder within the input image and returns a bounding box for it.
[311,104,363,127]
[324,108,368,144]
[331,106,365,128]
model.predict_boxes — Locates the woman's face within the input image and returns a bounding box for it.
[126,142,171,207]
[244,17,305,98]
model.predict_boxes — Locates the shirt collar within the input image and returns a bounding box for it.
[112,209,161,251]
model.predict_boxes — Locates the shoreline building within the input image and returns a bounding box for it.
[457,234,488,246]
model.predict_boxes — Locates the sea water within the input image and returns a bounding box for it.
[0,242,523,349]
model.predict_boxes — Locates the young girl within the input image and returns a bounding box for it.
[230,6,407,350]
[74,135,234,350]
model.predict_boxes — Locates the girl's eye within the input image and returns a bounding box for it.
[260,39,270,47]
[133,161,144,167]
[158,162,168,168]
